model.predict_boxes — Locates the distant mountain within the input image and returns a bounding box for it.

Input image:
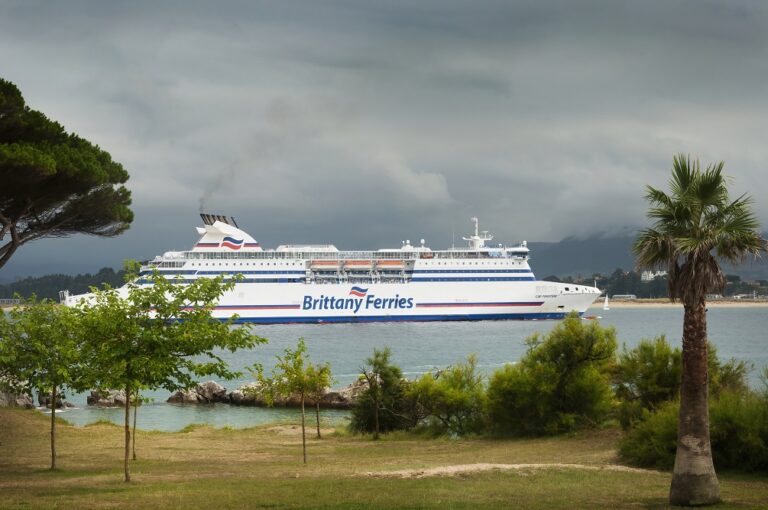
[0,267,126,301]
[528,233,768,280]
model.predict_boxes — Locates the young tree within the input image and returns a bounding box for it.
[0,78,133,270]
[306,363,333,439]
[254,339,331,463]
[0,297,89,470]
[351,347,415,438]
[130,390,152,461]
[78,270,265,482]
[634,155,766,506]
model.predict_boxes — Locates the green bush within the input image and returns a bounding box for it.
[487,313,617,436]
[619,390,768,472]
[708,344,751,397]
[409,355,486,436]
[617,400,678,469]
[709,390,768,471]
[613,336,682,429]
[350,348,418,434]
[613,337,752,429]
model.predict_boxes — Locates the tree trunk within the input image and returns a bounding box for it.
[669,302,720,506]
[50,386,57,470]
[300,393,307,464]
[373,388,380,440]
[315,400,321,439]
[124,384,131,483]
[132,393,138,461]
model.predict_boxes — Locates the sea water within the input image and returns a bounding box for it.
[53,307,768,431]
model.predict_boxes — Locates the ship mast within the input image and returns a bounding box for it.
[463,217,493,249]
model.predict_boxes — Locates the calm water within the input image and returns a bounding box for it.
[53,307,768,431]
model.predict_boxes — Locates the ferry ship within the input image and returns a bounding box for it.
[63,215,600,323]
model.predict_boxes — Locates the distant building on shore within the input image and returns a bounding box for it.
[641,270,668,282]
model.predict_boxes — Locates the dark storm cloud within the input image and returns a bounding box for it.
[1,0,767,277]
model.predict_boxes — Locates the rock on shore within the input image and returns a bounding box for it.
[0,390,34,409]
[164,378,370,409]
[167,381,229,404]
[37,391,74,409]
[86,389,127,407]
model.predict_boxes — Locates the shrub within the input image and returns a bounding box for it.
[709,390,768,471]
[620,390,768,472]
[617,400,678,469]
[613,336,682,429]
[487,313,617,436]
[708,343,751,397]
[350,348,418,434]
[613,337,752,429]
[409,355,486,436]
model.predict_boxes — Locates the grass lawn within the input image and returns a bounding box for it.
[1,408,767,509]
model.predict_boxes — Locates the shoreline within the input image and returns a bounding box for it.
[591,299,768,309]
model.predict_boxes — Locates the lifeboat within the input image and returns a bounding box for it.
[344,260,373,270]
[377,259,405,269]
[311,259,341,269]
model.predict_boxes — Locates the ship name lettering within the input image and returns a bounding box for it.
[301,294,414,313]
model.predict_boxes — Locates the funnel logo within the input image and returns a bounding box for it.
[349,286,368,297]
[220,236,244,250]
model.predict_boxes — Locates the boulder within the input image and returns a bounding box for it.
[37,391,71,409]
[334,378,369,403]
[87,389,127,407]
[0,391,34,409]
[228,382,265,406]
[167,389,202,404]
[196,381,228,402]
[167,381,230,404]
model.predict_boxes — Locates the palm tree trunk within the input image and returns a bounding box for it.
[669,302,720,506]
[50,386,56,470]
[315,401,321,439]
[124,384,131,483]
[300,393,307,464]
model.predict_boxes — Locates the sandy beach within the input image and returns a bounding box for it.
[591,299,768,309]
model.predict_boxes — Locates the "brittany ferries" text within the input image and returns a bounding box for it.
[302,294,414,314]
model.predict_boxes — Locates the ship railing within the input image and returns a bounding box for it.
[179,248,522,261]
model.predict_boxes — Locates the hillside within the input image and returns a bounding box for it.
[529,234,768,280]
[0,267,126,301]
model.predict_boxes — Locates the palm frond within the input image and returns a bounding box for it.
[633,229,675,270]
[636,155,766,305]
[670,154,694,198]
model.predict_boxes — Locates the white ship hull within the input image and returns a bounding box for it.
[63,215,601,323]
[210,280,598,323]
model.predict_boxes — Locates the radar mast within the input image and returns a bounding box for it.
[463,217,493,249]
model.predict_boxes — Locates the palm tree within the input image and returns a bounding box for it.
[634,154,766,506]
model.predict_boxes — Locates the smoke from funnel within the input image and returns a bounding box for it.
[198,162,238,212]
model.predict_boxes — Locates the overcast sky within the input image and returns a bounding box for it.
[2,0,767,278]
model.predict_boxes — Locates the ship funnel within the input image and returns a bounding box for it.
[200,213,238,228]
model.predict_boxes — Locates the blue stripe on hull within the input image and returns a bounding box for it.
[227,312,582,324]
